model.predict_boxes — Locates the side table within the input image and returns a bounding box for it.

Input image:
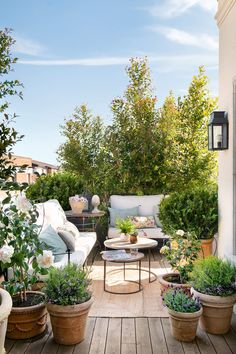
[101,250,144,294]
[65,210,105,232]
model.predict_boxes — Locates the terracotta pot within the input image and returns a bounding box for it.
[47,297,93,345]
[158,272,191,294]
[192,288,236,334]
[130,235,138,244]
[199,238,213,258]
[7,291,47,340]
[0,289,12,354]
[168,307,203,342]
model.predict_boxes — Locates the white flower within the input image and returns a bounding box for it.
[37,250,54,268]
[176,230,185,237]
[15,194,32,213]
[0,221,5,228]
[160,245,169,254]
[0,245,14,264]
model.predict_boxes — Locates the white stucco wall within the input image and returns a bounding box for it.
[216,0,236,258]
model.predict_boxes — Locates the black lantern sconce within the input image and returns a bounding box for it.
[208,111,228,150]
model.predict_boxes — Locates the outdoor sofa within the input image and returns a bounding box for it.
[108,195,168,241]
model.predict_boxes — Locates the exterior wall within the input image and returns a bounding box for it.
[216,0,236,257]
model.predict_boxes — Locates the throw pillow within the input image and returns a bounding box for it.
[129,216,156,228]
[39,224,67,262]
[153,205,162,228]
[109,206,139,227]
[58,221,80,239]
[57,229,76,251]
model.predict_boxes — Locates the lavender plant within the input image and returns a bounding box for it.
[163,288,201,313]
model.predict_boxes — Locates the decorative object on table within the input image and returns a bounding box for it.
[81,191,93,211]
[44,263,93,345]
[162,288,202,342]
[129,230,139,244]
[0,288,12,354]
[128,216,156,228]
[159,185,218,258]
[190,256,236,334]
[69,195,88,214]
[115,218,135,241]
[158,230,201,293]
[0,192,54,340]
[91,194,100,213]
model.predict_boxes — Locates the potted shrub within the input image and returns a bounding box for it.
[159,185,218,257]
[190,256,236,334]
[0,191,54,339]
[44,263,93,345]
[162,288,202,341]
[115,218,135,241]
[129,229,139,244]
[158,230,201,292]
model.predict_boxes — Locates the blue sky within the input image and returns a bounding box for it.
[1,0,218,165]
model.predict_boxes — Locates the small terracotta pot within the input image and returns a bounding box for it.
[199,238,213,258]
[47,297,93,345]
[130,235,138,244]
[168,307,203,342]
[192,288,236,334]
[158,273,191,294]
[7,291,47,340]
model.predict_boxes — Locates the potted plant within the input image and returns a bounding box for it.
[115,218,135,241]
[44,263,93,345]
[159,185,218,257]
[0,191,54,340]
[129,229,139,244]
[158,230,201,292]
[0,288,12,354]
[190,256,236,334]
[162,288,202,342]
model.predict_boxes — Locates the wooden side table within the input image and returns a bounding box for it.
[65,210,105,232]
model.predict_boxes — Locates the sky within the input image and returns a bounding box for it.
[1,0,218,165]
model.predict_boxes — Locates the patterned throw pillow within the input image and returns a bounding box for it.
[128,216,156,228]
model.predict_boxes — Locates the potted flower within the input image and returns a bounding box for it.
[69,195,88,214]
[162,288,202,342]
[190,256,236,334]
[159,185,218,257]
[115,218,135,241]
[158,230,201,292]
[0,191,54,340]
[44,263,93,345]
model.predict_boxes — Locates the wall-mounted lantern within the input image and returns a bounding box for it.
[208,111,228,150]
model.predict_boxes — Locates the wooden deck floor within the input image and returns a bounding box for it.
[5,315,236,354]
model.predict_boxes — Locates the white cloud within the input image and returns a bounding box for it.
[13,36,44,56]
[150,26,218,51]
[147,0,217,18]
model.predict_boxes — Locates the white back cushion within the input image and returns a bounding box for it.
[110,195,164,216]
[36,199,67,232]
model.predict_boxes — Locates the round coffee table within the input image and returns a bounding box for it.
[104,237,158,283]
[102,251,144,294]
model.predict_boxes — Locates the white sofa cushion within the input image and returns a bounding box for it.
[36,199,67,232]
[110,195,164,217]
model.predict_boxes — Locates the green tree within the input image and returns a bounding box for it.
[109,57,163,194]
[0,28,23,182]
[158,66,218,191]
[57,104,106,194]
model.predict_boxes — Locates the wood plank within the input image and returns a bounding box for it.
[208,333,232,354]
[224,329,236,354]
[40,331,59,354]
[25,331,51,353]
[89,317,109,354]
[5,339,16,354]
[74,317,96,354]
[121,343,136,354]
[161,318,184,354]
[195,327,216,354]
[57,344,74,354]
[122,318,136,344]
[231,313,236,333]
[182,341,200,354]
[148,318,168,354]
[7,339,31,354]
[105,318,121,354]
[135,318,152,354]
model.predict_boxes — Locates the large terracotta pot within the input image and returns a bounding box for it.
[0,289,12,354]
[168,307,203,342]
[47,297,93,345]
[158,273,190,294]
[7,291,47,340]
[192,288,236,334]
[199,238,213,258]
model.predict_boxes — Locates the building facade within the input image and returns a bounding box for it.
[216,0,236,260]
